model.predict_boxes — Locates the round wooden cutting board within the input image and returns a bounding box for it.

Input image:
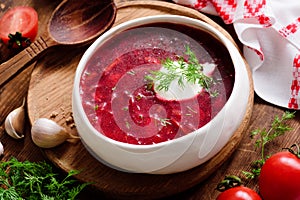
[27,1,254,199]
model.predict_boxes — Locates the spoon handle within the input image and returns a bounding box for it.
[0,35,55,87]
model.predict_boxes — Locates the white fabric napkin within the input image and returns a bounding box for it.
[173,0,300,110]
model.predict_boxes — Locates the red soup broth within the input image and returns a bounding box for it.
[80,23,235,145]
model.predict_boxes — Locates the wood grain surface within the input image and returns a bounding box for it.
[0,0,116,87]
[0,0,299,200]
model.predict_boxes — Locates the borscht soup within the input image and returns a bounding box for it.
[80,22,235,145]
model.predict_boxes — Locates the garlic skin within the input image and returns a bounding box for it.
[4,100,26,139]
[31,118,80,148]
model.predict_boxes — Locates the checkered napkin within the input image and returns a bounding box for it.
[173,0,300,110]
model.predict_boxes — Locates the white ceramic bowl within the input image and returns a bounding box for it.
[72,15,251,174]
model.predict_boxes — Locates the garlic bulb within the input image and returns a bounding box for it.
[4,99,26,139]
[31,118,80,148]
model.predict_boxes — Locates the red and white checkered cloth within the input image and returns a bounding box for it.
[173,0,300,110]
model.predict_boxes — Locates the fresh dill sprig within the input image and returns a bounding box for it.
[242,111,295,179]
[145,45,214,93]
[0,157,90,199]
[251,111,295,162]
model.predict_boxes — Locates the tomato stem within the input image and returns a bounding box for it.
[8,32,31,49]
[282,143,300,159]
[216,175,242,192]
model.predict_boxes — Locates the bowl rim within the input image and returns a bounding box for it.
[73,14,247,150]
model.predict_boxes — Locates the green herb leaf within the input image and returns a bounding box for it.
[145,45,215,94]
[0,157,90,199]
[243,111,295,179]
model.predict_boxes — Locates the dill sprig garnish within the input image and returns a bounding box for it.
[145,45,214,93]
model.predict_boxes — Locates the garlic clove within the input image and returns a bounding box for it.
[0,142,4,156]
[31,118,80,148]
[4,99,26,139]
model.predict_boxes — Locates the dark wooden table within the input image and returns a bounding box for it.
[0,0,299,199]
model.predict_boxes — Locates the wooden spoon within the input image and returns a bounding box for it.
[0,0,116,86]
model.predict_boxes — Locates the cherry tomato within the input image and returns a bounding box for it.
[0,6,38,45]
[259,151,300,200]
[216,186,262,200]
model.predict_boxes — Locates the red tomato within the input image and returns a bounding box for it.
[259,151,300,200]
[216,186,262,200]
[0,6,38,45]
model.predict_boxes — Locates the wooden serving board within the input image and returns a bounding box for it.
[27,1,254,199]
